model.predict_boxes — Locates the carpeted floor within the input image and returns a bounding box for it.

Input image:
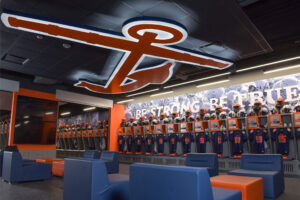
[1,164,299,200]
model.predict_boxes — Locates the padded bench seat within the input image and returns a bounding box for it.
[213,188,242,200]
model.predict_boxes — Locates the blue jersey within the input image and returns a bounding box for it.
[181,133,194,154]
[168,134,178,155]
[134,135,144,153]
[249,129,268,154]
[195,132,209,153]
[145,134,154,153]
[229,130,247,155]
[118,135,125,152]
[272,128,293,155]
[126,135,133,153]
[156,134,166,154]
[211,132,227,154]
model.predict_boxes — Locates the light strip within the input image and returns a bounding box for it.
[236,56,300,73]
[61,112,71,116]
[24,115,29,119]
[264,64,300,74]
[164,72,231,89]
[45,112,54,115]
[83,107,96,111]
[117,99,135,104]
[150,91,174,97]
[24,120,30,124]
[126,88,159,97]
[196,79,230,88]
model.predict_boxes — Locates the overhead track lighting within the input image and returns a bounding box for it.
[150,91,174,97]
[83,107,96,111]
[164,72,231,89]
[126,88,160,97]
[196,79,230,88]
[117,99,135,104]
[264,64,300,74]
[236,56,300,73]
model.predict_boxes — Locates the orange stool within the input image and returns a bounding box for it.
[210,175,263,200]
[52,160,65,177]
[36,158,64,165]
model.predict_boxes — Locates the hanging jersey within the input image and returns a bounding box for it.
[118,135,125,152]
[181,133,194,154]
[272,128,293,155]
[168,134,178,155]
[211,132,227,154]
[156,134,166,154]
[135,135,144,153]
[195,132,209,153]
[126,135,133,153]
[249,129,268,154]
[229,130,247,155]
[145,135,154,153]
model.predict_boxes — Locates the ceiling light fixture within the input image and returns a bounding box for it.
[24,120,30,124]
[126,88,160,97]
[60,112,71,116]
[150,91,174,97]
[164,72,231,89]
[117,99,135,104]
[23,115,29,119]
[45,112,54,115]
[62,43,72,49]
[236,56,300,73]
[196,79,230,88]
[15,123,21,128]
[83,107,96,111]
[264,64,300,74]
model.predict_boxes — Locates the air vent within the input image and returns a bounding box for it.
[1,53,29,65]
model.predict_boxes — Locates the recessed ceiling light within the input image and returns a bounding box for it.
[45,112,54,115]
[36,35,43,39]
[150,91,174,97]
[117,99,135,104]
[62,43,72,49]
[24,115,29,119]
[61,112,71,116]
[126,88,160,97]
[264,64,300,74]
[236,56,300,73]
[83,107,96,111]
[196,79,230,88]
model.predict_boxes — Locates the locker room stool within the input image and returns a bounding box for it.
[0,150,3,177]
[130,163,241,200]
[185,153,219,177]
[52,160,65,177]
[228,154,284,199]
[36,158,64,165]
[63,158,129,200]
[210,175,263,200]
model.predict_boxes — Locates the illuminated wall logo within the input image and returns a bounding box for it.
[1,11,233,94]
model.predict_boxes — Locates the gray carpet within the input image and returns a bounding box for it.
[0,164,299,200]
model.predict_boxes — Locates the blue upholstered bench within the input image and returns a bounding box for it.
[63,158,129,200]
[101,151,119,174]
[2,151,51,183]
[83,150,101,159]
[185,153,219,177]
[228,154,284,199]
[130,163,241,200]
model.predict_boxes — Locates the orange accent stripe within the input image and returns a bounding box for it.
[109,104,125,151]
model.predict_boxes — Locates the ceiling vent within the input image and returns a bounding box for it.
[33,76,59,85]
[1,53,29,65]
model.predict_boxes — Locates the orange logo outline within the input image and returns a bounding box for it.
[1,11,233,94]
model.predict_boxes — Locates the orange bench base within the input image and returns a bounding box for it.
[210,175,263,200]
[52,161,64,177]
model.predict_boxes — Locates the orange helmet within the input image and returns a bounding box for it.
[200,107,207,115]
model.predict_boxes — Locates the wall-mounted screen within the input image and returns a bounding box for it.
[13,95,58,144]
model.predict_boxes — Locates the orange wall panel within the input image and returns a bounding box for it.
[109,104,125,151]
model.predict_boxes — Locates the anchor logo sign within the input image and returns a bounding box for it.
[1,11,233,94]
